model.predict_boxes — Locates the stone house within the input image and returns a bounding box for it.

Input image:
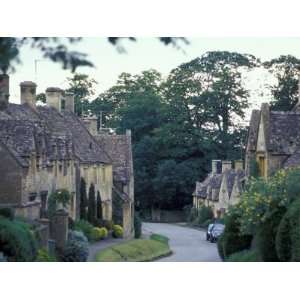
[0,74,134,237]
[193,160,245,217]
[81,116,134,238]
[245,101,300,178]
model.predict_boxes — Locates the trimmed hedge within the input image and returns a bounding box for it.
[217,234,225,261]
[226,250,260,262]
[0,217,38,261]
[112,224,124,238]
[134,213,142,238]
[74,220,94,242]
[222,212,252,259]
[256,208,286,262]
[276,199,300,261]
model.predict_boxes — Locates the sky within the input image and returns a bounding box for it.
[8,37,300,120]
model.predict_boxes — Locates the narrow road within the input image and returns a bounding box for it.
[143,222,221,262]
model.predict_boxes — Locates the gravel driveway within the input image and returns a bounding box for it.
[143,222,221,262]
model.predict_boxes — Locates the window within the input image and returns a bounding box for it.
[29,193,37,202]
[61,99,66,110]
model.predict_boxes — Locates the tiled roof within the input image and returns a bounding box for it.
[95,133,132,183]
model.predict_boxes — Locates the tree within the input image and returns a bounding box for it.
[36,93,46,103]
[79,178,88,220]
[264,55,300,111]
[0,37,188,74]
[96,191,103,220]
[87,183,96,224]
[66,73,97,116]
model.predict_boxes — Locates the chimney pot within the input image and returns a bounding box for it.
[64,92,74,113]
[234,160,243,171]
[222,160,232,172]
[20,81,37,108]
[46,87,63,112]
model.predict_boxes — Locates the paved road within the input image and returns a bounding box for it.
[143,222,221,262]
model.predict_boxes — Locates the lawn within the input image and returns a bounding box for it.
[95,234,172,262]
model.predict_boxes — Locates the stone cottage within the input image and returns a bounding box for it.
[0,74,134,238]
[245,101,300,178]
[193,160,245,217]
[82,118,135,238]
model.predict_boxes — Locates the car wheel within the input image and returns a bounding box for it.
[210,237,214,243]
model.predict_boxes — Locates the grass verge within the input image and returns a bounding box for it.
[95,234,172,262]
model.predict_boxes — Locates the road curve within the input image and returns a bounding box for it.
[143,222,221,262]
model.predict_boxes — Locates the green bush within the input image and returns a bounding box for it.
[112,224,124,238]
[134,213,142,238]
[61,230,89,262]
[74,220,94,242]
[48,189,71,218]
[222,211,252,259]
[0,217,38,261]
[90,227,102,241]
[92,219,114,230]
[187,207,198,223]
[226,250,260,262]
[217,234,225,261]
[0,208,15,220]
[192,206,214,227]
[36,248,56,262]
[256,208,285,262]
[276,199,300,261]
[99,227,108,239]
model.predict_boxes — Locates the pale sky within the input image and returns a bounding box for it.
[8,37,300,121]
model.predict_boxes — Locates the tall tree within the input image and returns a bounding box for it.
[96,191,103,220]
[66,73,97,116]
[87,183,96,224]
[264,55,300,111]
[79,178,88,220]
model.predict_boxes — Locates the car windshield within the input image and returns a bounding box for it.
[213,224,224,231]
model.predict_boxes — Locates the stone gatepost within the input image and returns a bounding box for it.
[38,218,50,250]
[50,209,69,251]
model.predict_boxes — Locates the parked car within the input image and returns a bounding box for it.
[209,224,225,243]
[206,223,215,241]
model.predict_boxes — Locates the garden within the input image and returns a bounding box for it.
[0,184,139,262]
[217,168,300,262]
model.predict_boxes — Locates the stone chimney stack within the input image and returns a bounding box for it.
[234,160,243,171]
[0,74,9,110]
[64,92,75,113]
[82,115,98,136]
[222,160,232,172]
[20,81,37,108]
[46,87,63,112]
[211,160,221,174]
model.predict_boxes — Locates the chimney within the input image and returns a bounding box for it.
[222,160,232,172]
[20,81,37,108]
[64,92,74,113]
[211,160,221,174]
[82,115,98,136]
[0,74,9,110]
[46,87,63,112]
[234,160,243,171]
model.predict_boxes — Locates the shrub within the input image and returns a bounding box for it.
[276,198,300,261]
[187,207,198,223]
[36,248,56,262]
[217,234,225,261]
[91,227,103,241]
[256,208,285,262]
[61,230,89,262]
[222,210,252,259]
[112,224,124,238]
[134,213,142,238]
[226,250,260,262]
[99,227,108,239]
[102,220,114,231]
[0,208,15,220]
[74,220,94,242]
[48,189,71,218]
[80,178,88,220]
[0,217,38,261]
[68,217,75,230]
[87,183,96,224]
[96,191,103,219]
[192,206,214,227]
